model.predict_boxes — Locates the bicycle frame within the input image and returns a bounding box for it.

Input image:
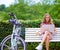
[11,24,21,49]
[9,13,22,50]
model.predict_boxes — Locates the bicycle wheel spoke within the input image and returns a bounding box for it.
[4,44,10,48]
[2,37,11,50]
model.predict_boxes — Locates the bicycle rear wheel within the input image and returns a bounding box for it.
[1,35,26,50]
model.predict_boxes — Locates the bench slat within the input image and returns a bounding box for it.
[25,40,60,42]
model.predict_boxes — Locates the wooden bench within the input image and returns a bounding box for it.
[25,28,60,42]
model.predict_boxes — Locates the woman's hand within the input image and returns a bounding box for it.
[54,31,57,35]
[36,31,42,36]
[54,27,57,35]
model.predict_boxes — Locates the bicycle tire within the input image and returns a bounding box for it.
[1,35,26,50]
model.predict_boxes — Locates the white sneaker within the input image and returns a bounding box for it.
[35,44,42,50]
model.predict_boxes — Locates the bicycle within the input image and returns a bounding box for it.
[0,13,26,50]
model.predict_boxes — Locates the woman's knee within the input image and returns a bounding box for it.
[45,31,49,35]
[47,36,50,38]
[46,36,50,40]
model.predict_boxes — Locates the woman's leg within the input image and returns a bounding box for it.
[40,31,49,45]
[45,32,52,50]
[36,31,51,50]
[45,36,50,50]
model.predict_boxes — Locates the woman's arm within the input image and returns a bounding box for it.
[52,23,57,35]
[36,23,43,36]
[36,28,43,36]
[36,31,42,36]
[54,27,57,35]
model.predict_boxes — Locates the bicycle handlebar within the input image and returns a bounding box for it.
[9,12,22,26]
[9,13,17,19]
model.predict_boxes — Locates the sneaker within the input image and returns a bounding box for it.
[35,44,42,50]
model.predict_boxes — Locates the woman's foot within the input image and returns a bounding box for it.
[35,44,42,50]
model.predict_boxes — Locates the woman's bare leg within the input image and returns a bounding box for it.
[40,31,49,45]
[36,31,51,50]
[45,36,50,50]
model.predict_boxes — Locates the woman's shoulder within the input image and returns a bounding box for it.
[40,23,45,26]
[51,22,55,25]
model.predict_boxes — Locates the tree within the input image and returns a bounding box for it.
[0,4,6,11]
[54,0,60,4]
[18,0,25,4]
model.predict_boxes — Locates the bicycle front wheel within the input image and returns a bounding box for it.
[1,35,26,50]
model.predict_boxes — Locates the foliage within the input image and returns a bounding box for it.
[0,0,60,20]
[0,22,12,42]
[0,4,6,11]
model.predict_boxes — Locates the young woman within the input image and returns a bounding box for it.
[35,13,57,50]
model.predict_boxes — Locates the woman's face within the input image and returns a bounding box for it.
[45,15,50,22]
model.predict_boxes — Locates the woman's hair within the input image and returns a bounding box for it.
[42,13,53,24]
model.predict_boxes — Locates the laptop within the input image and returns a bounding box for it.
[41,24,55,33]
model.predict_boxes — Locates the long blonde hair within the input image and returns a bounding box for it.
[42,13,53,24]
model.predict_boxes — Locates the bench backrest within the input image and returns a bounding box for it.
[25,28,60,42]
